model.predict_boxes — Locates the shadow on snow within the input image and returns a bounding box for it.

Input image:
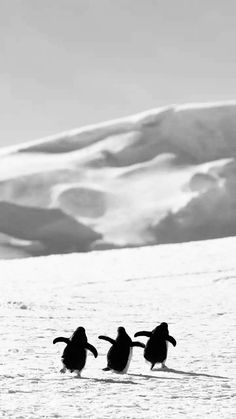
[76,376,138,385]
[128,373,181,380]
[151,367,228,380]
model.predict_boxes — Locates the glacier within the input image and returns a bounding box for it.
[1,101,236,258]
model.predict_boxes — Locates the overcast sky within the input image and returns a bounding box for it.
[0,0,236,147]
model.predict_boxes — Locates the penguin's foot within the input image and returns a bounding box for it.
[161,363,167,369]
[150,364,155,370]
[60,367,66,374]
[103,367,111,371]
[74,370,81,378]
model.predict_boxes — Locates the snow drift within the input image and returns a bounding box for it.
[1,101,236,258]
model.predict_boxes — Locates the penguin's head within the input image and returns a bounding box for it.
[117,326,126,335]
[153,322,169,336]
[71,326,87,343]
[117,327,129,340]
[160,322,168,330]
[159,322,169,336]
[117,327,132,345]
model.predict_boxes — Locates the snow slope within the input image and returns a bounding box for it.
[0,237,235,418]
[1,102,236,258]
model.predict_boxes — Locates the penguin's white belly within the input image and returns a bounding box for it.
[163,341,169,363]
[122,347,133,373]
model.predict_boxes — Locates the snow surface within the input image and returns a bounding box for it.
[1,237,235,418]
[1,102,236,258]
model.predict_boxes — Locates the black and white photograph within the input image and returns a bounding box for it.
[0,1,235,417]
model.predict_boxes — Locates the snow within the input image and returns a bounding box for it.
[0,101,235,416]
[1,102,236,258]
[1,237,235,418]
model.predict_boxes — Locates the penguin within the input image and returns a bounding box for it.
[99,326,145,373]
[134,322,176,370]
[53,326,98,376]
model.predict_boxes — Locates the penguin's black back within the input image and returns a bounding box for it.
[144,337,167,364]
[62,327,88,372]
[62,343,87,371]
[144,323,169,364]
[107,343,130,372]
[107,327,132,372]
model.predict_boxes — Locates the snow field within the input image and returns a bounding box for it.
[1,237,235,418]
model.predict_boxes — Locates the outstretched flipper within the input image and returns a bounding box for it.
[98,335,115,345]
[131,341,145,348]
[86,343,98,358]
[53,337,70,345]
[167,336,176,346]
[134,331,152,338]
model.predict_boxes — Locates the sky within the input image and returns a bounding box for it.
[0,0,236,147]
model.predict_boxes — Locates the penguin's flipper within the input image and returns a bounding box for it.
[167,335,177,346]
[53,337,70,345]
[134,331,152,338]
[98,335,115,344]
[86,343,98,358]
[131,341,145,348]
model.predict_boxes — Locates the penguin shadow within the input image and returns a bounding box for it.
[128,373,181,381]
[151,367,228,380]
[75,376,138,385]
